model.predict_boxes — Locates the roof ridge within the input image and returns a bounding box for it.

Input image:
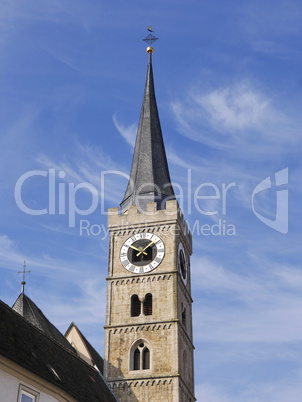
[24,294,44,330]
[2,300,77,356]
[65,322,104,372]
[0,300,118,401]
[1,300,106,370]
[12,293,73,351]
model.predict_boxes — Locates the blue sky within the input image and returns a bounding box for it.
[1,1,302,401]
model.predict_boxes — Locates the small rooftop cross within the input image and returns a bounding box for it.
[18,261,31,293]
[142,26,159,47]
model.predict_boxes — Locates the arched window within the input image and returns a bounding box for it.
[143,293,152,316]
[143,347,150,369]
[131,295,141,317]
[130,341,151,371]
[133,348,140,370]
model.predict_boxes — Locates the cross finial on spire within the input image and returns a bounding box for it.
[18,261,31,294]
[143,26,159,51]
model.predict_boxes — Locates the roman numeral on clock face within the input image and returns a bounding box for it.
[120,233,165,273]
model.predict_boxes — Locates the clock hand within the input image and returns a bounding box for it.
[136,240,155,257]
[129,245,148,255]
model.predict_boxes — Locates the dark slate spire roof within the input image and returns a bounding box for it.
[12,292,74,352]
[120,49,175,212]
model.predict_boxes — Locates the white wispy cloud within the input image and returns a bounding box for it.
[0,232,104,282]
[192,255,302,343]
[0,1,102,31]
[35,277,106,327]
[0,231,106,339]
[274,265,302,288]
[167,148,195,169]
[251,40,299,59]
[0,104,41,191]
[113,113,137,147]
[0,235,25,269]
[36,140,128,204]
[170,80,299,158]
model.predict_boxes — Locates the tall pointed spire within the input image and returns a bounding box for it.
[120,47,175,212]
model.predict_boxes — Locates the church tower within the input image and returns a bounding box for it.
[104,45,196,402]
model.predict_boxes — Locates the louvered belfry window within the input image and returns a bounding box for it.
[143,293,152,316]
[131,295,141,317]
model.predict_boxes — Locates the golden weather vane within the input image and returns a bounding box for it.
[142,26,159,47]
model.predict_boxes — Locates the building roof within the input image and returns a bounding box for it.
[120,50,175,212]
[0,300,118,402]
[65,322,104,374]
[12,292,74,352]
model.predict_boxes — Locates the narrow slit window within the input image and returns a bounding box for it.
[133,348,140,370]
[182,308,186,328]
[143,347,150,369]
[143,293,152,316]
[131,295,141,317]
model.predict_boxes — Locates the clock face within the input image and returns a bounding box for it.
[120,233,165,274]
[178,242,188,284]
